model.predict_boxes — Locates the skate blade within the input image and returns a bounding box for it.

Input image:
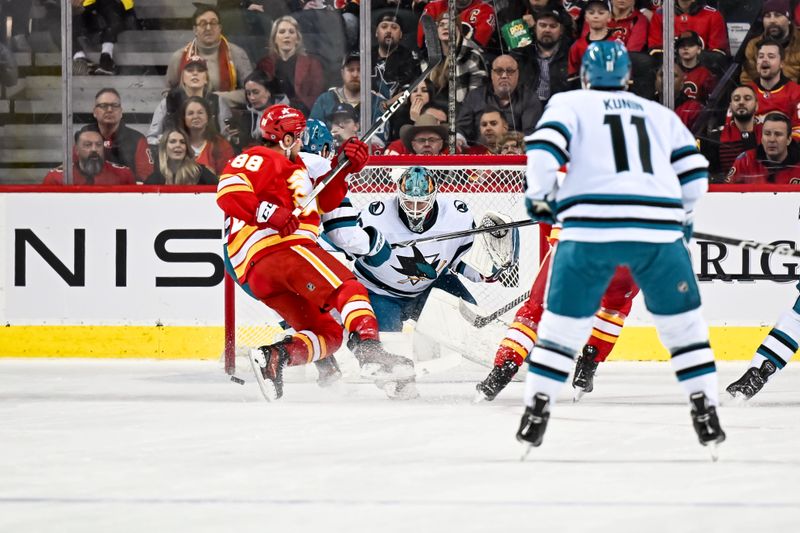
[360,363,416,382]
[708,441,720,462]
[248,349,277,402]
[382,381,419,400]
[726,392,749,406]
[473,390,488,404]
[520,444,534,462]
[573,388,586,403]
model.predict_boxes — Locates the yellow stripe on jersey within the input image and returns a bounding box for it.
[232,235,313,278]
[295,332,314,363]
[347,294,372,303]
[597,310,625,326]
[217,184,254,196]
[501,338,529,359]
[592,329,618,343]
[229,225,259,256]
[511,321,538,342]
[291,245,342,288]
[344,309,375,331]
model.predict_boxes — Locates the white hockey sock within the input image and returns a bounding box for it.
[750,307,800,374]
[73,51,87,60]
[653,309,719,406]
[101,42,114,56]
[523,311,593,408]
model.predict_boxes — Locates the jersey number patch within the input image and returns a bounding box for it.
[603,114,653,174]
[229,154,264,172]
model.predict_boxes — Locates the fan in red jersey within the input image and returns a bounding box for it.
[728,112,800,184]
[747,40,800,140]
[43,130,135,186]
[216,104,417,401]
[417,0,496,49]
[648,0,729,56]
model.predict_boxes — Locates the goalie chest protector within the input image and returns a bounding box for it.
[354,197,475,298]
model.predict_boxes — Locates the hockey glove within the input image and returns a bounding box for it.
[341,137,370,174]
[362,225,391,267]
[682,211,694,244]
[256,201,300,237]
[525,197,556,225]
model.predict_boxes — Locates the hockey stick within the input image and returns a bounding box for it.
[458,245,552,328]
[693,231,800,258]
[293,14,444,217]
[391,219,536,248]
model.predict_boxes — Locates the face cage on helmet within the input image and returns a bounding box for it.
[398,189,436,232]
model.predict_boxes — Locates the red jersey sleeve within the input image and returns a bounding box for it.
[647,10,663,51]
[462,3,496,48]
[624,13,649,52]
[134,137,154,182]
[217,150,278,226]
[704,9,729,54]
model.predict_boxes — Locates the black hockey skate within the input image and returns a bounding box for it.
[516,393,551,458]
[726,360,777,401]
[572,345,600,402]
[249,337,291,401]
[475,359,519,402]
[348,333,417,399]
[314,356,342,388]
[689,392,726,461]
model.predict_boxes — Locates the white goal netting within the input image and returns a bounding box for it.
[223,155,542,373]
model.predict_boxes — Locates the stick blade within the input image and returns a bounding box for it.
[420,14,443,66]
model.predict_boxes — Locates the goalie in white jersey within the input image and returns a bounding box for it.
[325,166,519,332]
[516,41,726,457]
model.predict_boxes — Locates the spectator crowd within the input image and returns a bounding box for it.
[31,0,800,185]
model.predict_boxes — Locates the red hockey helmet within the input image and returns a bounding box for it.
[259,104,307,142]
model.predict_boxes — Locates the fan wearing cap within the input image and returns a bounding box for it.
[371,13,421,99]
[309,51,389,144]
[148,55,232,147]
[567,0,616,80]
[648,0,729,58]
[216,104,418,401]
[577,0,649,53]
[676,31,716,104]
[740,0,800,85]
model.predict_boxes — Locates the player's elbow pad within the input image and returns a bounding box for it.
[362,226,391,267]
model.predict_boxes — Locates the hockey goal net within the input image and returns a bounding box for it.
[223,155,547,373]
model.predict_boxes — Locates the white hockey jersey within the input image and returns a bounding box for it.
[354,197,481,298]
[525,89,709,243]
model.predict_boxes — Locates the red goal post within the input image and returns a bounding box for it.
[224,154,548,374]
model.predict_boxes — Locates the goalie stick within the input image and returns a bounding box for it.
[458,246,552,328]
[693,232,800,258]
[391,219,536,248]
[293,14,444,217]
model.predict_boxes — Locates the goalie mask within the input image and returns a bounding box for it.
[398,166,437,233]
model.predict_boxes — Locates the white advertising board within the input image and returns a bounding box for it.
[1,191,798,327]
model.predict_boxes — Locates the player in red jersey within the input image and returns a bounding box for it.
[417,0,496,49]
[43,130,136,186]
[476,226,641,402]
[648,0,729,56]
[216,104,416,400]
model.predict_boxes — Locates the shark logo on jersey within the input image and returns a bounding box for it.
[391,246,446,285]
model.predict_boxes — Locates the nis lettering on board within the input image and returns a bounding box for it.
[14,228,224,288]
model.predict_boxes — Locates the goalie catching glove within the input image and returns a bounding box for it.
[464,211,520,281]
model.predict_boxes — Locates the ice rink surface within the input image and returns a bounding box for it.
[1,358,799,533]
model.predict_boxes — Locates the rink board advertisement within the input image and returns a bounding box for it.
[0,190,798,360]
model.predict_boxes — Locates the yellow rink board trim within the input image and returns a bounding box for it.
[1,326,798,361]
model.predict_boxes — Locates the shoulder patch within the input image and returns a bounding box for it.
[109,162,129,169]
[454,199,469,213]
[368,201,385,216]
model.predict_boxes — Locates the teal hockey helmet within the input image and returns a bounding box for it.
[580,41,631,90]
[302,119,335,160]
[397,166,437,233]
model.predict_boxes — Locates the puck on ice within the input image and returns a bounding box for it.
[230,376,245,385]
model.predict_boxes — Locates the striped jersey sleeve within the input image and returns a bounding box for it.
[524,94,577,201]
[670,114,709,214]
[321,196,371,256]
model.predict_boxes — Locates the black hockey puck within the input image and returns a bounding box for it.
[230,376,245,385]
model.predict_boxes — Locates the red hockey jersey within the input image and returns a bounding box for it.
[580,11,650,52]
[568,32,619,76]
[216,147,323,280]
[728,146,800,184]
[681,64,716,102]
[648,4,729,54]
[417,0,496,48]
[42,160,135,185]
[748,77,800,140]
